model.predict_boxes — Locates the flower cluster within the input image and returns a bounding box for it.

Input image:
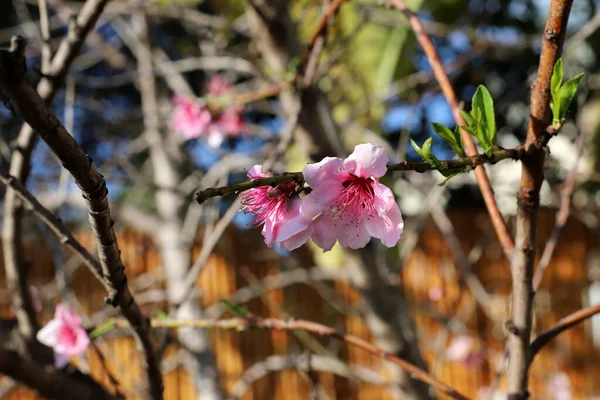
[36,304,90,368]
[241,143,404,252]
[171,76,247,147]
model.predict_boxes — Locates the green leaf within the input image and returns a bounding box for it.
[461,110,474,126]
[220,300,248,317]
[551,59,563,99]
[556,73,584,124]
[432,122,465,157]
[410,138,424,157]
[471,85,496,154]
[89,318,116,338]
[470,107,491,155]
[411,138,445,170]
[550,59,584,127]
[156,311,169,319]
[437,167,470,186]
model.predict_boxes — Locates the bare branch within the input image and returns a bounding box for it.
[0,38,163,400]
[228,354,393,400]
[195,147,525,204]
[1,0,110,352]
[385,0,515,259]
[0,171,106,286]
[508,1,573,398]
[530,304,600,359]
[0,347,117,400]
[108,317,469,400]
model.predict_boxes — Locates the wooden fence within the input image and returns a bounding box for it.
[0,209,597,399]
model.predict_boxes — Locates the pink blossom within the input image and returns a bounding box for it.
[171,95,212,140]
[215,107,247,136]
[206,107,248,147]
[171,76,247,146]
[300,143,403,251]
[36,304,90,368]
[208,76,231,97]
[446,335,474,361]
[241,165,312,250]
[546,373,572,400]
[428,286,444,301]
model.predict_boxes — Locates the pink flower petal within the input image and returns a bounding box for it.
[302,157,346,193]
[446,335,474,361]
[36,319,62,347]
[311,215,338,252]
[365,182,403,247]
[261,213,279,248]
[343,143,389,178]
[275,199,313,249]
[336,212,371,249]
[54,352,69,368]
[301,157,345,219]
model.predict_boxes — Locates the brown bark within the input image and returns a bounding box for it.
[1,0,110,357]
[0,347,116,400]
[507,1,573,398]
[0,38,163,400]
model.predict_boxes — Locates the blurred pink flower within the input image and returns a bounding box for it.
[547,373,572,400]
[428,286,444,301]
[464,351,485,368]
[171,95,212,140]
[208,75,231,97]
[300,143,403,251]
[171,76,247,146]
[36,304,90,368]
[215,107,247,135]
[206,107,248,147]
[446,335,474,361]
[241,165,312,250]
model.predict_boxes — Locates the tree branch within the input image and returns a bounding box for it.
[0,170,107,286]
[1,0,109,355]
[385,0,515,258]
[0,37,163,400]
[228,354,393,400]
[507,1,573,398]
[194,146,525,204]
[107,317,469,400]
[529,304,600,359]
[0,347,117,400]
[532,128,583,290]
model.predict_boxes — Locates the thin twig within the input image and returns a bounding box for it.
[0,170,106,286]
[228,354,394,400]
[385,0,515,258]
[429,203,492,312]
[195,146,524,204]
[107,317,469,400]
[38,0,52,73]
[507,1,573,398]
[533,129,584,290]
[0,38,163,400]
[299,0,348,83]
[530,304,600,359]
